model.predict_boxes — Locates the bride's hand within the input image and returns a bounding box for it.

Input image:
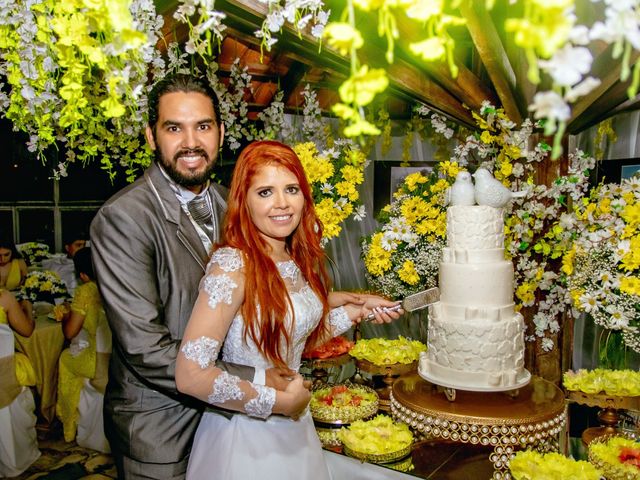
[276,374,311,420]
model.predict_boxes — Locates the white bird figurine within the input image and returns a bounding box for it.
[444,171,476,206]
[473,168,527,208]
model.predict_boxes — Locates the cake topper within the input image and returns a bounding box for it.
[472,168,527,208]
[444,171,476,206]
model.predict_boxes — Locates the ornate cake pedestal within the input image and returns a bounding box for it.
[391,373,567,480]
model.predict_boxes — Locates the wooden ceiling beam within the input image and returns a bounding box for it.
[568,80,636,134]
[569,43,639,123]
[459,0,523,124]
[159,0,475,128]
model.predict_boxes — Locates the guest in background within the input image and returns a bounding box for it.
[0,288,36,387]
[56,247,110,444]
[0,236,28,291]
[42,231,87,296]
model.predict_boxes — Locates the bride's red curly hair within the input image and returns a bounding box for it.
[220,140,331,368]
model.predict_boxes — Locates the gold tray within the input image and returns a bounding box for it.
[310,383,379,425]
[343,443,412,464]
[588,434,640,480]
[356,359,417,376]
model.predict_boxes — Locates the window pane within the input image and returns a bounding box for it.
[0,210,14,239]
[58,156,131,202]
[18,209,54,249]
[60,209,98,250]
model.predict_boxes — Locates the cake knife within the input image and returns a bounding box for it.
[365,286,440,321]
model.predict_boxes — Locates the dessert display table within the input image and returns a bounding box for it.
[390,373,567,480]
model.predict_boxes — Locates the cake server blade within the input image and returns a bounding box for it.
[365,287,440,321]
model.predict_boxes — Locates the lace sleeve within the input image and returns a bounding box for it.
[328,306,353,336]
[176,247,276,419]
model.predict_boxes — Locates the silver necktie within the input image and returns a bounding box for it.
[187,195,214,238]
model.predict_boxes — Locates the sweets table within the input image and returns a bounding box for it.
[390,373,567,480]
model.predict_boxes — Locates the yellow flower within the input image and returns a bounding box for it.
[480,130,494,144]
[338,66,389,106]
[400,196,429,226]
[364,233,392,276]
[336,181,359,202]
[398,260,420,285]
[620,276,640,296]
[403,172,427,192]
[499,161,513,178]
[341,165,364,185]
[622,203,640,227]
[516,281,536,306]
[323,23,363,55]
[409,37,446,61]
[438,161,460,178]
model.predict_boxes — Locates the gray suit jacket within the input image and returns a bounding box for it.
[90,162,253,464]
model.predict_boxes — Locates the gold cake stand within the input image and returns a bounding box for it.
[567,390,640,446]
[391,373,567,480]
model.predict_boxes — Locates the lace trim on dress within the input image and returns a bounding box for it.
[208,371,244,404]
[211,247,244,272]
[181,336,221,369]
[328,306,353,336]
[245,384,276,419]
[203,273,237,310]
[277,260,299,283]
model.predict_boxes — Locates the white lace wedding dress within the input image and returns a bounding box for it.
[186,248,353,479]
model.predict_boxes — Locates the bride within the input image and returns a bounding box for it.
[175,140,401,479]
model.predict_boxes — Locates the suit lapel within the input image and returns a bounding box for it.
[145,163,209,271]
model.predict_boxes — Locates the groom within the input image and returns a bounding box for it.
[91,74,299,479]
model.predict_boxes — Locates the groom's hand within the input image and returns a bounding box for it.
[265,367,297,391]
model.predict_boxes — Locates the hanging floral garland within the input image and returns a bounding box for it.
[0,0,164,179]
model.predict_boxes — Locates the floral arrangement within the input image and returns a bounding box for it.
[293,140,367,242]
[310,384,378,424]
[338,414,413,457]
[562,176,640,354]
[349,336,426,366]
[509,450,602,480]
[0,0,164,179]
[361,161,457,299]
[19,270,69,305]
[563,369,640,397]
[588,436,640,479]
[16,242,51,266]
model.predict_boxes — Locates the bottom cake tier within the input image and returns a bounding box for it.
[421,311,531,391]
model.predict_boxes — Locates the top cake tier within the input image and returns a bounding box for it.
[447,205,504,250]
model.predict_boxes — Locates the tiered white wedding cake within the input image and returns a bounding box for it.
[419,205,531,391]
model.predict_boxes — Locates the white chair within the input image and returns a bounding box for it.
[0,324,40,477]
[75,316,112,453]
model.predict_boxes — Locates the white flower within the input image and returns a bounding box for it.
[539,45,592,86]
[564,76,601,103]
[579,292,599,313]
[529,91,571,121]
[541,338,555,352]
[353,205,366,221]
[320,183,334,194]
[380,235,397,252]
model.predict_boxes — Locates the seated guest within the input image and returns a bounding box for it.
[42,231,87,296]
[56,247,109,444]
[0,236,28,291]
[0,289,36,386]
